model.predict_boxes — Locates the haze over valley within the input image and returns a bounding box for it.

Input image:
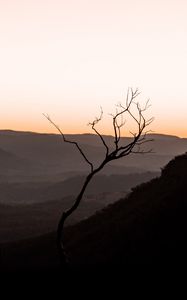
[1,129,187,245]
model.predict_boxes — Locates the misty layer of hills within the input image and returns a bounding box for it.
[0,172,157,243]
[0,130,186,241]
[0,130,187,241]
[1,130,187,180]
[1,130,187,270]
[2,153,187,270]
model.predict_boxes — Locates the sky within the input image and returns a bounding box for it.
[0,0,187,137]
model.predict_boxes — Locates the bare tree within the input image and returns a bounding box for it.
[44,88,154,264]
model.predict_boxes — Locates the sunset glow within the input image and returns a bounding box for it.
[0,0,187,137]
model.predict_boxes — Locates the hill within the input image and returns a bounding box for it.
[0,147,28,171]
[0,172,157,243]
[1,153,187,270]
[64,153,187,264]
[0,130,187,180]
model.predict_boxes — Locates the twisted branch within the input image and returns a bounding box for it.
[43,114,94,172]
[88,107,109,157]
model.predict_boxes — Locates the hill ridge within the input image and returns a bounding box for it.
[63,152,187,264]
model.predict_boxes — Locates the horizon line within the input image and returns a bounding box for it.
[0,128,184,139]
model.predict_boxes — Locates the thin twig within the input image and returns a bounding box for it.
[43,114,94,172]
[88,107,109,157]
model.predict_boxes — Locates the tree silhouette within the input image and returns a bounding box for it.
[44,88,154,265]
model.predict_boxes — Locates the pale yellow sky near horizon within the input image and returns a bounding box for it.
[0,0,187,137]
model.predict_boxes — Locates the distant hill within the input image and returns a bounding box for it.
[0,130,187,178]
[2,153,187,270]
[0,147,28,171]
[0,172,158,243]
[0,172,158,205]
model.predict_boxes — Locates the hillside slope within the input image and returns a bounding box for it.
[64,153,187,264]
[1,153,187,270]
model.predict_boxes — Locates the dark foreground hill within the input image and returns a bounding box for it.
[1,153,187,271]
[64,153,187,264]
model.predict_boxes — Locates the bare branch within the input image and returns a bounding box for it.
[88,107,109,157]
[107,89,154,160]
[136,138,154,146]
[111,89,134,150]
[131,148,154,154]
[43,113,94,172]
[111,88,152,154]
[145,117,155,126]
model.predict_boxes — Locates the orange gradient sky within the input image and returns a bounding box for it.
[0,0,187,137]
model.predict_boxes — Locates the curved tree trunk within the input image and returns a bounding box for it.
[56,172,95,265]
